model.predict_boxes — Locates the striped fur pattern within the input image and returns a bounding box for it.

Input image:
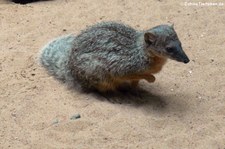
[40,21,189,91]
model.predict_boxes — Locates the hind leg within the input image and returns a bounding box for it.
[95,78,134,92]
[131,80,139,88]
[95,82,117,92]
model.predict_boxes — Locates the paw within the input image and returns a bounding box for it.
[145,75,155,83]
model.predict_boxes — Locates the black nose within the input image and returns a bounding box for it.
[183,58,190,64]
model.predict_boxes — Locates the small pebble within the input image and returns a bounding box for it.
[11,113,17,117]
[189,70,192,74]
[99,16,104,20]
[70,114,81,120]
[52,119,59,125]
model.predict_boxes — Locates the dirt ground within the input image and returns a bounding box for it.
[0,0,225,148]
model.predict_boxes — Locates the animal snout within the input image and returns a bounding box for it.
[183,57,190,64]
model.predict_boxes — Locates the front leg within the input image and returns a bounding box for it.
[121,73,156,87]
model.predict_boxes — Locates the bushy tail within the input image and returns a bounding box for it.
[39,34,76,83]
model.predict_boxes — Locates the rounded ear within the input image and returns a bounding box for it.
[144,32,157,45]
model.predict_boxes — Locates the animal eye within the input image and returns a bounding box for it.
[166,47,174,53]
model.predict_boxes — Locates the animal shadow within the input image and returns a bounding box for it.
[87,86,168,110]
[11,0,52,4]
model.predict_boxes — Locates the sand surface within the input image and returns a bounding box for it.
[0,0,225,148]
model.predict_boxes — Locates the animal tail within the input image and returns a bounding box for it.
[39,34,76,83]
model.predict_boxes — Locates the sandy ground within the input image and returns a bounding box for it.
[0,0,225,148]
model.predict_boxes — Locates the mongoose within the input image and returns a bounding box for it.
[39,21,189,92]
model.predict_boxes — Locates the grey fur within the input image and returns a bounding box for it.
[39,21,189,90]
[145,25,189,63]
[39,34,75,83]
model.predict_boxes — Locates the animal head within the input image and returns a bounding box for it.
[144,24,190,64]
